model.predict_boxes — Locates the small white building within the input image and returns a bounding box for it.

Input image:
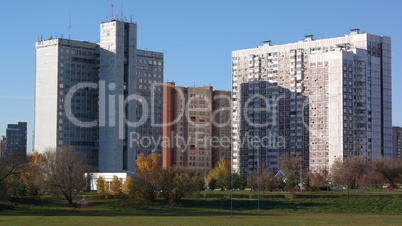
[86,172,135,191]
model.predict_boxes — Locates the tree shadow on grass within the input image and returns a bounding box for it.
[180,198,328,213]
[0,197,329,217]
[0,203,15,212]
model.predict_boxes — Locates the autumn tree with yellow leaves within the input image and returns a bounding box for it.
[96,176,107,195]
[110,175,122,195]
[122,176,134,196]
[207,158,229,189]
[133,153,162,201]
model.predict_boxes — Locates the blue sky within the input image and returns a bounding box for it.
[1,0,401,153]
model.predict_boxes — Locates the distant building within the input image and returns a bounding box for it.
[34,19,163,172]
[392,126,402,159]
[85,172,134,191]
[162,82,231,176]
[3,122,27,162]
[0,136,6,159]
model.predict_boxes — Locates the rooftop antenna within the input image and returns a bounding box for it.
[304,34,314,40]
[262,40,271,45]
[110,2,114,21]
[121,0,124,21]
[68,15,72,40]
[350,28,360,34]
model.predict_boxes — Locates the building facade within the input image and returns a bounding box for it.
[34,19,163,171]
[211,90,232,167]
[2,122,27,161]
[392,126,402,159]
[162,83,231,176]
[35,39,99,166]
[98,20,163,172]
[232,31,392,176]
[0,136,6,160]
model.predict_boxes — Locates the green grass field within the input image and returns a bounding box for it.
[1,190,401,225]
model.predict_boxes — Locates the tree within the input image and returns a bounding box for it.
[247,162,270,191]
[371,157,402,186]
[265,174,285,190]
[207,158,229,189]
[331,157,368,194]
[279,154,302,189]
[110,175,122,195]
[208,178,217,190]
[96,176,107,195]
[159,166,202,205]
[36,147,91,204]
[133,153,162,201]
[309,169,329,188]
[122,176,134,196]
[228,173,247,190]
[247,173,258,190]
[0,153,26,199]
[20,152,42,196]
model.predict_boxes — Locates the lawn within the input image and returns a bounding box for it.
[1,214,401,225]
[0,191,401,225]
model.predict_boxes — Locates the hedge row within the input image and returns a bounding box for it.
[205,194,225,198]
[252,194,286,199]
[190,194,286,199]
[231,194,250,198]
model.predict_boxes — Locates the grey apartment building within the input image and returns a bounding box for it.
[232,30,392,176]
[392,126,402,159]
[0,136,5,159]
[1,122,27,162]
[34,19,163,171]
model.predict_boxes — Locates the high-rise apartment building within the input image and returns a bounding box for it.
[34,19,163,171]
[392,126,402,159]
[162,83,231,176]
[2,122,27,161]
[211,90,232,167]
[98,20,163,172]
[232,30,392,176]
[35,39,99,166]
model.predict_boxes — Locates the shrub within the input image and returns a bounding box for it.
[252,194,286,199]
[205,194,224,198]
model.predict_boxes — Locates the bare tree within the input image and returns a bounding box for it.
[247,162,270,191]
[371,157,402,187]
[309,169,329,187]
[0,153,26,199]
[331,157,368,194]
[36,147,91,204]
[279,154,302,189]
